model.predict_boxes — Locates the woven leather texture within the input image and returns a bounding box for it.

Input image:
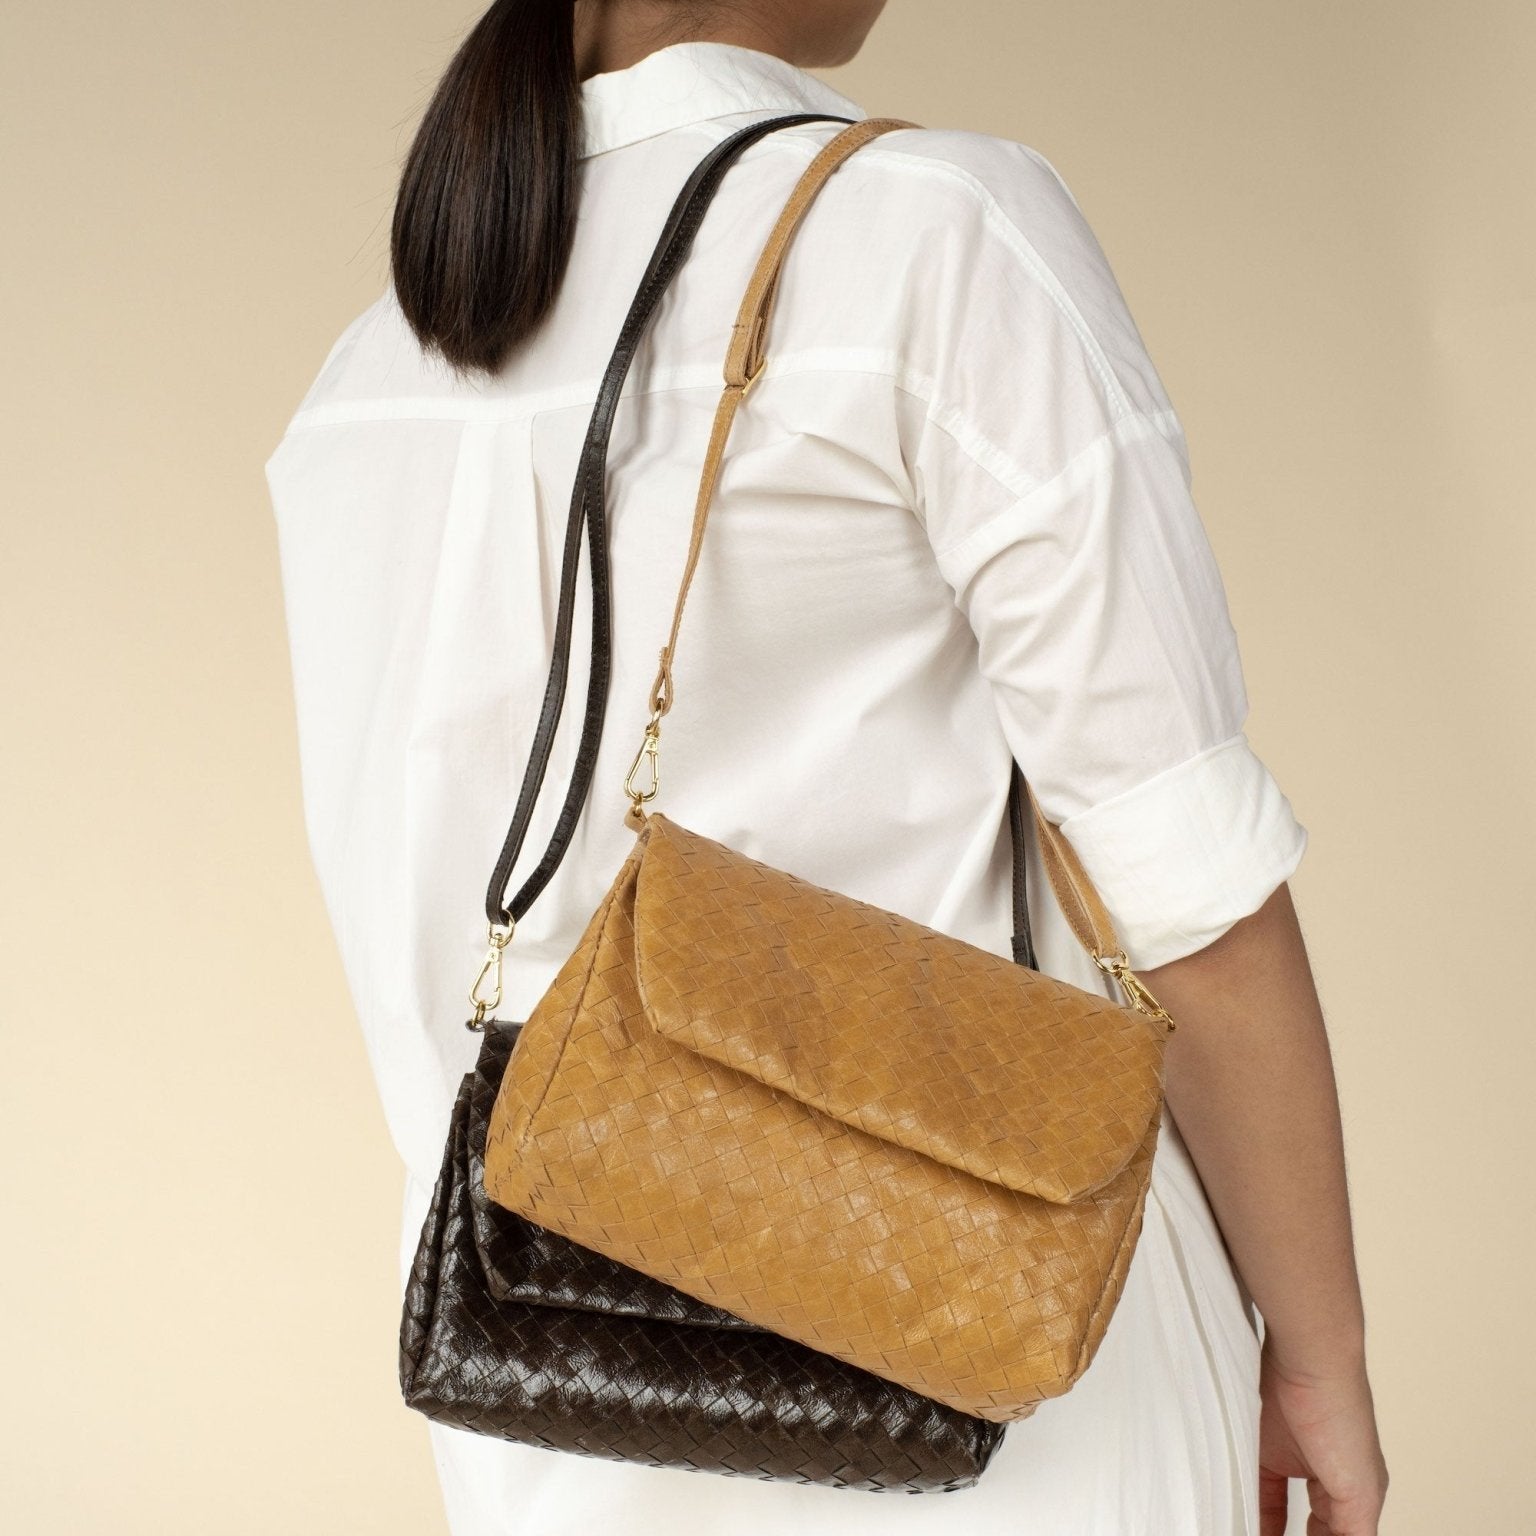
[467,1023,754,1328]
[484,815,1165,1423]
[401,1025,1006,1492]
[634,817,1162,1203]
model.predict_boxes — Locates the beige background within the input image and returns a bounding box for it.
[2,2,1529,1531]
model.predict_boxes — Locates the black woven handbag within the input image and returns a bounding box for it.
[397,113,1035,1492]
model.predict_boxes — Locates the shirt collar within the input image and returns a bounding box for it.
[578,41,867,158]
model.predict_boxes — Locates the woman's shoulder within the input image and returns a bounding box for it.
[787,122,1180,438]
[265,284,476,449]
[812,123,1104,266]
[854,124,1088,211]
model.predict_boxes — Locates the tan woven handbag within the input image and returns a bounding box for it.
[481,119,1177,1426]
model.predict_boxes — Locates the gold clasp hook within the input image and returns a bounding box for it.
[623,710,663,821]
[1092,949,1175,1032]
[467,920,515,1032]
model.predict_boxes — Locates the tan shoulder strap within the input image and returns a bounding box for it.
[627,119,1171,1021]
[640,118,914,725]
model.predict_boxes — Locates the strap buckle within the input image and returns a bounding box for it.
[739,355,768,399]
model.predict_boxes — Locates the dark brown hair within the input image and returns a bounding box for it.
[390,0,580,379]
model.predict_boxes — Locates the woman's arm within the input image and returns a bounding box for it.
[1139,880,1389,1536]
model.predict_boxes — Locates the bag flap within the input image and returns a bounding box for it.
[632,815,1165,1205]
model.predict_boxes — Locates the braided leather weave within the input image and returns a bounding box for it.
[480,119,1174,1424]
[401,1022,1005,1490]
[465,1024,755,1328]
[483,818,1163,1423]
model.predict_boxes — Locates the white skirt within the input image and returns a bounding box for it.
[399,1104,1262,1536]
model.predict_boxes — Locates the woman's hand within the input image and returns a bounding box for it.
[1257,1339,1389,1535]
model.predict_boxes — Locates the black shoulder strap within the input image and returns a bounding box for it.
[480,111,1038,970]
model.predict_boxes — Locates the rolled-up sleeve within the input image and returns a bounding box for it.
[1054,734,1306,970]
[897,138,1307,969]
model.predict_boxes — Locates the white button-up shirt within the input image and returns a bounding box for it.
[267,40,1297,1533]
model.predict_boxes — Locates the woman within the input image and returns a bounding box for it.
[265,2,1388,1533]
